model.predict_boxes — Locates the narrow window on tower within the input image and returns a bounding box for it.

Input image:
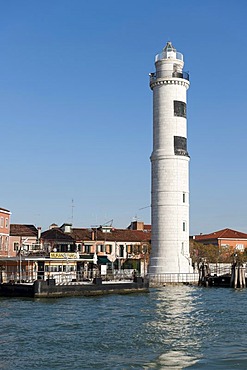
[174,136,189,157]
[174,100,186,118]
[183,193,186,203]
[183,222,186,232]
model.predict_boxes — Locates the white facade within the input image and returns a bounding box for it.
[149,42,192,278]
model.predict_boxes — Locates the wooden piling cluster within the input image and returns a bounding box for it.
[230,263,246,288]
[198,261,247,288]
[198,261,210,287]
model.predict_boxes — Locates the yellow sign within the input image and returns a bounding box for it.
[50,252,77,259]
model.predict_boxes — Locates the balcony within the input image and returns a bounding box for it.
[174,148,190,157]
[172,71,190,81]
[149,71,190,83]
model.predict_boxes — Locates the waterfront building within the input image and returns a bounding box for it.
[193,228,247,253]
[191,228,247,276]
[9,224,39,257]
[70,223,151,276]
[0,207,11,257]
[0,253,84,283]
[41,225,77,253]
[0,221,151,283]
[149,42,192,280]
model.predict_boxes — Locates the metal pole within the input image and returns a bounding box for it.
[19,250,22,282]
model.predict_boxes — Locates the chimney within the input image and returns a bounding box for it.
[131,221,144,230]
[61,223,72,233]
[49,223,58,230]
[37,227,41,241]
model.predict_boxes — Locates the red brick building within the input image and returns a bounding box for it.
[194,228,247,253]
[0,207,11,257]
[9,224,39,257]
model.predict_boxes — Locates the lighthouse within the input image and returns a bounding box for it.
[149,42,192,280]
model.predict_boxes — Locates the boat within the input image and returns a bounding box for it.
[0,276,149,298]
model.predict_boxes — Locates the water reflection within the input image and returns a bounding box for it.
[145,286,203,368]
[2,289,247,369]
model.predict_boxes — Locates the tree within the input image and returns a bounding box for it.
[190,240,219,266]
[189,240,242,265]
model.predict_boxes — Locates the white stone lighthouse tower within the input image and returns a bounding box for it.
[149,41,192,280]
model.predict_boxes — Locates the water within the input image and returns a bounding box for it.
[1,286,247,369]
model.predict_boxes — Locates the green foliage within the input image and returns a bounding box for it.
[189,240,238,264]
[190,241,218,264]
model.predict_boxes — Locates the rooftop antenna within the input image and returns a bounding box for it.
[139,205,151,210]
[71,198,75,224]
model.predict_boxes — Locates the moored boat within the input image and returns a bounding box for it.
[0,276,149,298]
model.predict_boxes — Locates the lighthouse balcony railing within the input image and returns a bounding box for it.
[149,71,189,83]
[172,71,190,81]
[174,149,190,157]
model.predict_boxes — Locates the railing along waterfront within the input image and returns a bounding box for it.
[0,270,143,285]
[148,273,199,286]
[208,263,232,276]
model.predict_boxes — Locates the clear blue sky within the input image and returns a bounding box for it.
[1,0,247,234]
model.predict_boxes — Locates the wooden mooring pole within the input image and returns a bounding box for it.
[230,263,246,288]
[198,261,210,287]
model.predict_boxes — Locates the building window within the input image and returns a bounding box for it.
[119,245,124,258]
[174,100,186,118]
[236,244,244,252]
[97,244,105,253]
[4,237,8,251]
[0,217,3,228]
[183,193,186,203]
[174,136,189,157]
[133,244,141,254]
[183,222,186,232]
[5,218,8,228]
[14,242,20,251]
[105,245,112,254]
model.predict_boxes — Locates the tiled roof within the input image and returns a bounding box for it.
[10,224,38,237]
[194,228,247,241]
[41,226,151,243]
[70,228,94,241]
[106,229,151,242]
[41,228,75,242]
[74,228,151,243]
